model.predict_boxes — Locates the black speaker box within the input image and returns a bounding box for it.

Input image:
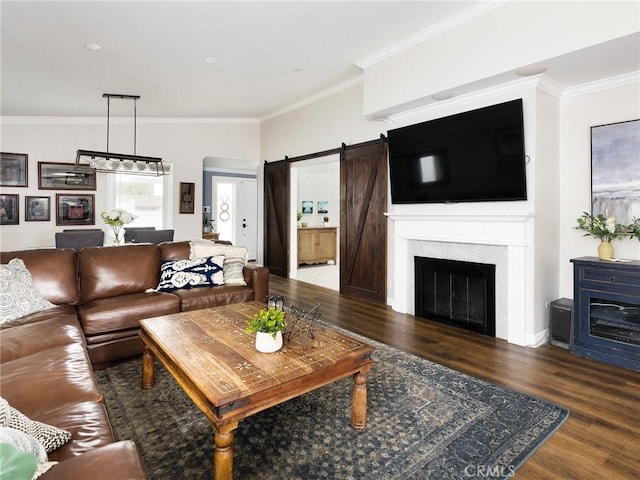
[549,298,573,349]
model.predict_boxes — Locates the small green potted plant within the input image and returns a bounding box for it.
[246,307,287,353]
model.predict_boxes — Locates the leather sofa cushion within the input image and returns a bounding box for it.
[0,308,83,363]
[0,344,103,420]
[86,336,145,366]
[41,440,147,480]
[78,292,180,337]
[0,249,78,305]
[78,244,160,303]
[174,284,255,311]
[41,402,115,461]
[158,240,190,261]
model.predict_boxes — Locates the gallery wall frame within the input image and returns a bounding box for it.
[0,193,19,225]
[56,193,95,226]
[39,162,96,190]
[179,182,195,214]
[0,152,28,187]
[301,200,313,214]
[25,196,51,222]
[591,118,640,225]
[317,201,328,214]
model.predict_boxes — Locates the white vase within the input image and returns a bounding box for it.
[255,331,283,353]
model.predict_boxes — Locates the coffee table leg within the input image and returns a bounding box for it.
[141,344,155,389]
[213,422,238,480]
[351,364,372,430]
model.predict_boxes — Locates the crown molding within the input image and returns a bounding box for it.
[355,0,510,69]
[0,116,260,125]
[561,71,640,99]
[260,75,363,122]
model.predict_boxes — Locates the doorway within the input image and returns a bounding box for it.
[211,176,257,260]
[291,157,340,291]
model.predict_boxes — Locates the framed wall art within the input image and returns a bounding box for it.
[25,196,51,222]
[39,162,96,190]
[591,119,640,225]
[301,200,313,214]
[56,193,95,226]
[317,201,328,214]
[0,152,28,187]
[179,182,195,214]
[0,193,19,225]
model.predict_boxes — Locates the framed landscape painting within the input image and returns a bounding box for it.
[591,119,640,225]
[39,162,96,190]
[301,200,313,214]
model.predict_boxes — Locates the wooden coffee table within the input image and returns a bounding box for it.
[139,301,375,480]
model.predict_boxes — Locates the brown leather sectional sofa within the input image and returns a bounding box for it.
[0,241,269,479]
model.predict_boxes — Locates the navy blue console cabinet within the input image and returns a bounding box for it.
[570,257,640,372]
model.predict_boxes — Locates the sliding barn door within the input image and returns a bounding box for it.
[263,160,290,278]
[340,140,388,303]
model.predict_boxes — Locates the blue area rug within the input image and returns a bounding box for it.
[95,332,569,479]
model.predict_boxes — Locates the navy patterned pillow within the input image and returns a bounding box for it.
[157,255,225,292]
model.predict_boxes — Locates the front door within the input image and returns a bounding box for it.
[212,176,257,260]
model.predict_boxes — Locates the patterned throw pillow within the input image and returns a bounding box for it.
[0,397,72,453]
[189,241,248,286]
[157,255,225,292]
[0,258,55,324]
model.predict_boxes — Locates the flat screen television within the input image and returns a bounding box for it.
[388,99,527,204]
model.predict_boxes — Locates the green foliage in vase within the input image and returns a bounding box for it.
[574,212,628,242]
[246,307,286,338]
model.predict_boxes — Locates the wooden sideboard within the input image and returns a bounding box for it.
[297,227,337,266]
[202,232,219,241]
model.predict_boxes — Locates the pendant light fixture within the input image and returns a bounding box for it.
[75,93,167,176]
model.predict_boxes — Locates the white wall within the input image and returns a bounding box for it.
[0,118,260,251]
[362,1,639,117]
[558,82,640,298]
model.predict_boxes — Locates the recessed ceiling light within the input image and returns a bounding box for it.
[516,65,548,77]
[205,57,217,64]
[431,91,455,101]
[84,42,101,51]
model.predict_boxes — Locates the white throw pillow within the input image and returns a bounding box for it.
[0,259,55,324]
[189,240,248,285]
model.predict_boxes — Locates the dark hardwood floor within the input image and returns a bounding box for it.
[269,274,640,480]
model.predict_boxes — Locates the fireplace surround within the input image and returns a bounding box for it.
[388,212,538,346]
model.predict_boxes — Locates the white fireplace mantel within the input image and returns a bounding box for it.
[386,212,537,346]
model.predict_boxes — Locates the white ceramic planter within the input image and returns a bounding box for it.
[255,331,283,353]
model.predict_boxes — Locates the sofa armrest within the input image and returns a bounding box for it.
[243,264,269,302]
[40,441,147,480]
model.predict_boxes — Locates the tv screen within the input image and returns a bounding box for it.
[388,99,527,204]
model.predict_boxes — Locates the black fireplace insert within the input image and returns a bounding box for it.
[415,257,496,336]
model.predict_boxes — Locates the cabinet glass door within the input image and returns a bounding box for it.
[589,297,640,346]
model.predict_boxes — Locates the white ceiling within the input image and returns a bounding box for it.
[1,1,639,120]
